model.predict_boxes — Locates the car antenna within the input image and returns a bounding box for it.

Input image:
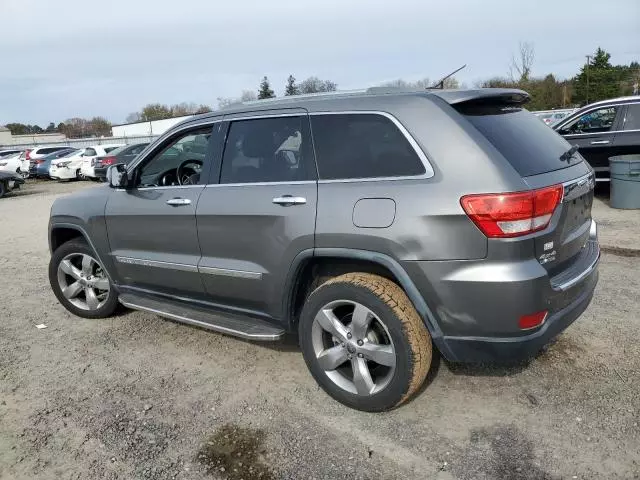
[427,64,467,89]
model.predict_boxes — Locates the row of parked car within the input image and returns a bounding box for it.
[0,143,150,182]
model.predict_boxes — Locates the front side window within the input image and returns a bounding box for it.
[310,113,425,180]
[623,103,640,131]
[136,127,212,187]
[220,116,313,184]
[561,106,619,134]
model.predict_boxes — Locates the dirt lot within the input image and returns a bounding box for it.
[1,180,639,480]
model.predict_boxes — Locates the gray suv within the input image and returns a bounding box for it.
[48,88,600,412]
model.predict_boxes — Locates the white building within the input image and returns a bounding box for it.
[111,115,195,137]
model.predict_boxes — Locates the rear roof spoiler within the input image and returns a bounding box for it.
[428,88,530,106]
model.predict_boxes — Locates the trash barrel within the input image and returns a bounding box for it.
[609,155,640,209]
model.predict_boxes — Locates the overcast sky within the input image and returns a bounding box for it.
[1,0,638,125]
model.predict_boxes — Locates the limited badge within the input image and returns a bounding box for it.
[544,241,554,251]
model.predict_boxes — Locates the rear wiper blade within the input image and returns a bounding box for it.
[559,145,579,163]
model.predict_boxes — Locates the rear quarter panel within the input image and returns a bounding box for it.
[314,96,527,261]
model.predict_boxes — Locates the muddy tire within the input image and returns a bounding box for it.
[299,273,432,412]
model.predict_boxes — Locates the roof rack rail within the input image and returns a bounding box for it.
[237,89,369,107]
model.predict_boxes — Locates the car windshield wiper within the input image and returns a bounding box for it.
[559,145,579,163]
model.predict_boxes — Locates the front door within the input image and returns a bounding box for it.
[196,111,317,321]
[557,104,624,180]
[105,123,220,297]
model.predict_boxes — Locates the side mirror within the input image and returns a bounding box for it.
[106,163,129,188]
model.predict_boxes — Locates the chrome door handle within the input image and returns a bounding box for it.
[272,196,306,206]
[166,198,192,206]
[590,140,610,145]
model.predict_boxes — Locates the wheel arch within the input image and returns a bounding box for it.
[283,248,451,356]
[49,222,116,284]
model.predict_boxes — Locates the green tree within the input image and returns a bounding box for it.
[45,122,56,132]
[572,48,620,105]
[30,125,44,134]
[140,103,173,121]
[285,75,299,96]
[258,76,275,99]
[5,123,30,135]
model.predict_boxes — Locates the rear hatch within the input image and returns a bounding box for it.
[457,99,596,276]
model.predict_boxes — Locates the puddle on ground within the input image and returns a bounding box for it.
[196,424,274,480]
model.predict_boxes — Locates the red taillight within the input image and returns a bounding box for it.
[36,160,45,164]
[519,311,548,330]
[101,156,117,166]
[25,149,32,160]
[460,185,563,238]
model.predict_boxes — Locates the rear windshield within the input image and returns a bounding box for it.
[460,105,581,177]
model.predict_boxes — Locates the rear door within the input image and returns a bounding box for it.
[555,105,624,180]
[196,110,317,319]
[612,102,640,159]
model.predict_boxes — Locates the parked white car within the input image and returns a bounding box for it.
[50,145,122,181]
[80,145,124,179]
[49,149,89,180]
[0,151,24,176]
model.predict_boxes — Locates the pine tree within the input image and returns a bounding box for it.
[285,75,299,96]
[258,76,275,99]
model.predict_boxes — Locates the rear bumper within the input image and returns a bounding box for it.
[402,220,600,363]
[49,166,76,180]
[440,268,597,362]
[81,164,96,178]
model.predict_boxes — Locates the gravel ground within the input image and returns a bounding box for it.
[0,180,639,480]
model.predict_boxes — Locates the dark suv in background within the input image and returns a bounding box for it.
[553,96,640,182]
[48,88,599,411]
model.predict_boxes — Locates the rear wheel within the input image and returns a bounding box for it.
[49,239,119,318]
[299,273,432,411]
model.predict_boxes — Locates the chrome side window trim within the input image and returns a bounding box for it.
[114,256,199,273]
[205,180,315,188]
[198,266,262,280]
[309,110,435,179]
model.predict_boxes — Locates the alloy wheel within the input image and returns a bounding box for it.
[57,253,110,311]
[311,300,396,396]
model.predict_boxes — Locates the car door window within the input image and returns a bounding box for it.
[311,113,426,180]
[84,148,97,156]
[561,107,619,134]
[135,127,213,187]
[220,116,314,184]
[623,103,640,131]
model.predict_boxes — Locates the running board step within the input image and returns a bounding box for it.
[119,293,285,341]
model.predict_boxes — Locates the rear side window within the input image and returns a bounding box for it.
[461,105,581,177]
[220,116,314,184]
[623,103,640,131]
[84,148,97,156]
[311,113,425,180]
[104,146,120,153]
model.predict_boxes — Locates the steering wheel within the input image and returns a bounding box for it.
[176,159,203,185]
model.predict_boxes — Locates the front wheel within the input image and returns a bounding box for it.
[49,239,119,318]
[299,273,432,412]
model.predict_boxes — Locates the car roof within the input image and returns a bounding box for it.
[183,88,529,122]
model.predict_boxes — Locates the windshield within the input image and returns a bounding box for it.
[460,105,582,176]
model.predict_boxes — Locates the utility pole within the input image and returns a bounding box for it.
[585,55,591,104]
